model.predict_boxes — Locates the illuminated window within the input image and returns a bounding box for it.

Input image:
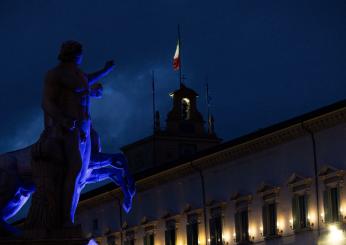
[287,173,313,231]
[124,240,134,245]
[231,194,252,243]
[165,220,176,245]
[292,194,308,230]
[209,207,223,245]
[143,233,154,245]
[323,187,340,223]
[181,98,191,120]
[262,202,277,237]
[234,209,249,243]
[319,166,345,224]
[125,231,135,245]
[187,214,199,245]
[257,184,280,238]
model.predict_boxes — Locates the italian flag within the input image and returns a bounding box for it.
[173,41,180,71]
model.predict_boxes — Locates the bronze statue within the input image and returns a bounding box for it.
[0,41,135,239]
[42,40,117,225]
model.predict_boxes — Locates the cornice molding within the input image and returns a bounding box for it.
[78,107,346,210]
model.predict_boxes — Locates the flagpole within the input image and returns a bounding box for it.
[178,24,182,88]
[152,70,157,166]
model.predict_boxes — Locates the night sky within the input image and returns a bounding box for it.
[1,0,346,155]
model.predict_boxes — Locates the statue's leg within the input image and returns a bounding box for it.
[62,129,83,225]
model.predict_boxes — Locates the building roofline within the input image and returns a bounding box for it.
[81,99,346,202]
[121,134,221,151]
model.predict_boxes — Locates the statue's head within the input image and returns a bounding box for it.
[58,40,83,65]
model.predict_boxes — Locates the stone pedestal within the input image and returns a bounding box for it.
[23,224,84,240]
[0,238,90,245]
[2,224,91,245]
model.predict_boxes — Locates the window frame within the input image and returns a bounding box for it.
[165,219,177,245]
[209,206,223,245]
[143,232,154,245]
[257,184,281,240]
[323,186,341,223]
[319,166,345,224]
[231,193,252,244]
[125,230,136,245]
[186,213,200,245]
[262,201,278,238]
[287,173,313,232]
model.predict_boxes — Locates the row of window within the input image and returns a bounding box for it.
[98,186,342,245]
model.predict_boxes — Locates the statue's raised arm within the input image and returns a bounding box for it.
[86,60,115,86]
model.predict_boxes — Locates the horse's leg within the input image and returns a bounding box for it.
[89,153,128,173]
[0,167,26,236]
[85,168,134,213]
[90,152,135,196]
[70,134,91,224]
[2,188,32,221]
[0,190,30,236]
[84,169,113,184]
[0,187,32,236]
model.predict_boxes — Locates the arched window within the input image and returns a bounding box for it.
[181,98,191,120]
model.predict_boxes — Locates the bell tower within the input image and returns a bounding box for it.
[166,84,206,136]
[121,83,221,173]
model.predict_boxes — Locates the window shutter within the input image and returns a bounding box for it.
[187,225,192,245]
[262,205,268,237]
[323,189,331,223]
[150,234,154,245]
[272,203,277,235]
[144,236,147,245]
[336,187,341,222]
[292,196,299,230]
[303,195,309,228]
[193,223,198,245]
[242,210,249,241]
[165,230,170,245]
[172,229,176,245]
[328,187,341,222]
[234,212,241,242]
[215,217,222,245]
[209,219,216,245]
[266,203,277,236]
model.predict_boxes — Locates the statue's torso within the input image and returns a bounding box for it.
[57,64,90,121]
[44,64,92,134]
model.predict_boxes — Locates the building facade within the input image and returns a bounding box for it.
[76,86,346,245]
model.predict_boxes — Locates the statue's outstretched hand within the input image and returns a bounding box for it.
[103,60,115,74]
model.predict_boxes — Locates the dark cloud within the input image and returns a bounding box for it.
[0,0,346,154]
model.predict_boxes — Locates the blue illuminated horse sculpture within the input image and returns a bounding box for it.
[0,129,135,235]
